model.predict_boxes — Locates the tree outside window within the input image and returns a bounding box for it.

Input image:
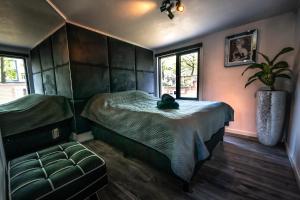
[0,56,28,104]
[160,51,199,99]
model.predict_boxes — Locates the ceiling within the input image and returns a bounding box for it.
[0,0,64,49]
[0,0,299,50]
[49,0,299,50]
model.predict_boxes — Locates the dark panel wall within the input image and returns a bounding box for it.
[52,26,72,98]
[109,38,136,92]
[67,24,110,133]
[136,47,155,94]
[67,24,110,99]
[30,23,154,134]
[29,26,72,97]
[40,39,56,95]
[30,48,43,94]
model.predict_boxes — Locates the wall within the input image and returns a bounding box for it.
[287,7,300,186]
[30,23,155,134]
[30,25,72,97]
[155,12,297,137]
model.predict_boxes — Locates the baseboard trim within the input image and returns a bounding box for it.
[285,143,300,189]
[225,128,257,137]
[72,131,94,143]
[225,132,258,142]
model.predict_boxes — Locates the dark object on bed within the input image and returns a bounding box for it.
[91,121,224,191]
[0,131,108,200]
[162,94,175,103]
[157,94,179,109]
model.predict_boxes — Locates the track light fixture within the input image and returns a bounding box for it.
[160,0,184,20]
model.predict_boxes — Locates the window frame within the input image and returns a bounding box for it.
[157,44,201,100]
[0,53,30,94]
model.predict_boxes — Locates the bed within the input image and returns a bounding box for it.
[81,90,234,190]
[0,94,73,159]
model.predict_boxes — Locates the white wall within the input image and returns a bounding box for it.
[155,12,297,137]
[287,7,300,186]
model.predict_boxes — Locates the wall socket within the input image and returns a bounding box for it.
[52,128,60,139]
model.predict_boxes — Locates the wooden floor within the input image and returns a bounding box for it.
[84,135,300,200]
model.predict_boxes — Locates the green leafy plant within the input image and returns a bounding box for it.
[242,47,294,90]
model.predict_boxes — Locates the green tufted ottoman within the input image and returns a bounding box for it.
[8,141,107,200]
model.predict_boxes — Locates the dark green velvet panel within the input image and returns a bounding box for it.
[136,46,154,72]
[32,73,44,94]
[71,63,109,99]
[137,71,155,94]
[42,69,57,95]
[39,39,54,71]
[31,48,42,74]
[55,65,72,98]
[109,38,135,70]
[110,69,136,92]
[52,26,69,67]
[67,24,109,66]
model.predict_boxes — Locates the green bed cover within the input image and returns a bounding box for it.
[0,94,73,137]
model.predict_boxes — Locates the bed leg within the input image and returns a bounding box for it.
[220,135,224,144]
[183,182,192,193]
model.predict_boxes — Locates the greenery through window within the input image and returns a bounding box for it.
[159,50,199,99]
[0,56,28,104]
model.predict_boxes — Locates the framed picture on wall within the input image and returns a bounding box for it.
[225,29,258,67]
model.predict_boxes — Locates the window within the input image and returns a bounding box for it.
[160,55,177,98]
[158,47,200,99]
[0,56,28,104]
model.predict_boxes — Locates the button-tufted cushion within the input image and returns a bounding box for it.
[8,141,107,200]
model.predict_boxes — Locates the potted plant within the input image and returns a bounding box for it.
[242,47,294,146]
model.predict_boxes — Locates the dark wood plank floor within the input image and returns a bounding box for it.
[84,135,300,200]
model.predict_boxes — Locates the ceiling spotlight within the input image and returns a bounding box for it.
[160,0,184,20]
[176,1,184,12]
[160,0,170,12]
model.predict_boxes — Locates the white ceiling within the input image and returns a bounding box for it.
[50,0,300,50]
[0,0,299,50]
[0,0,64,48]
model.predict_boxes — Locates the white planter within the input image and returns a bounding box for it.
[256,90,286,146]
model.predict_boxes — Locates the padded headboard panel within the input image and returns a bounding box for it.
[109,38,136,92]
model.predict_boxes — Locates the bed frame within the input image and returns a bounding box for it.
[3,119,72,160]
[90,121,225,192]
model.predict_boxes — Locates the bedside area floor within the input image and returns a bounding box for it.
[84,134,300,200]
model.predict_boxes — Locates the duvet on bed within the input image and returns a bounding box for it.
[81,90,234,181]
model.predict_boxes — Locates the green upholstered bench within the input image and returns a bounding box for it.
[7,141,107,200]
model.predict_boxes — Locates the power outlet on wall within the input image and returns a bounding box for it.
[52,128,60,139]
